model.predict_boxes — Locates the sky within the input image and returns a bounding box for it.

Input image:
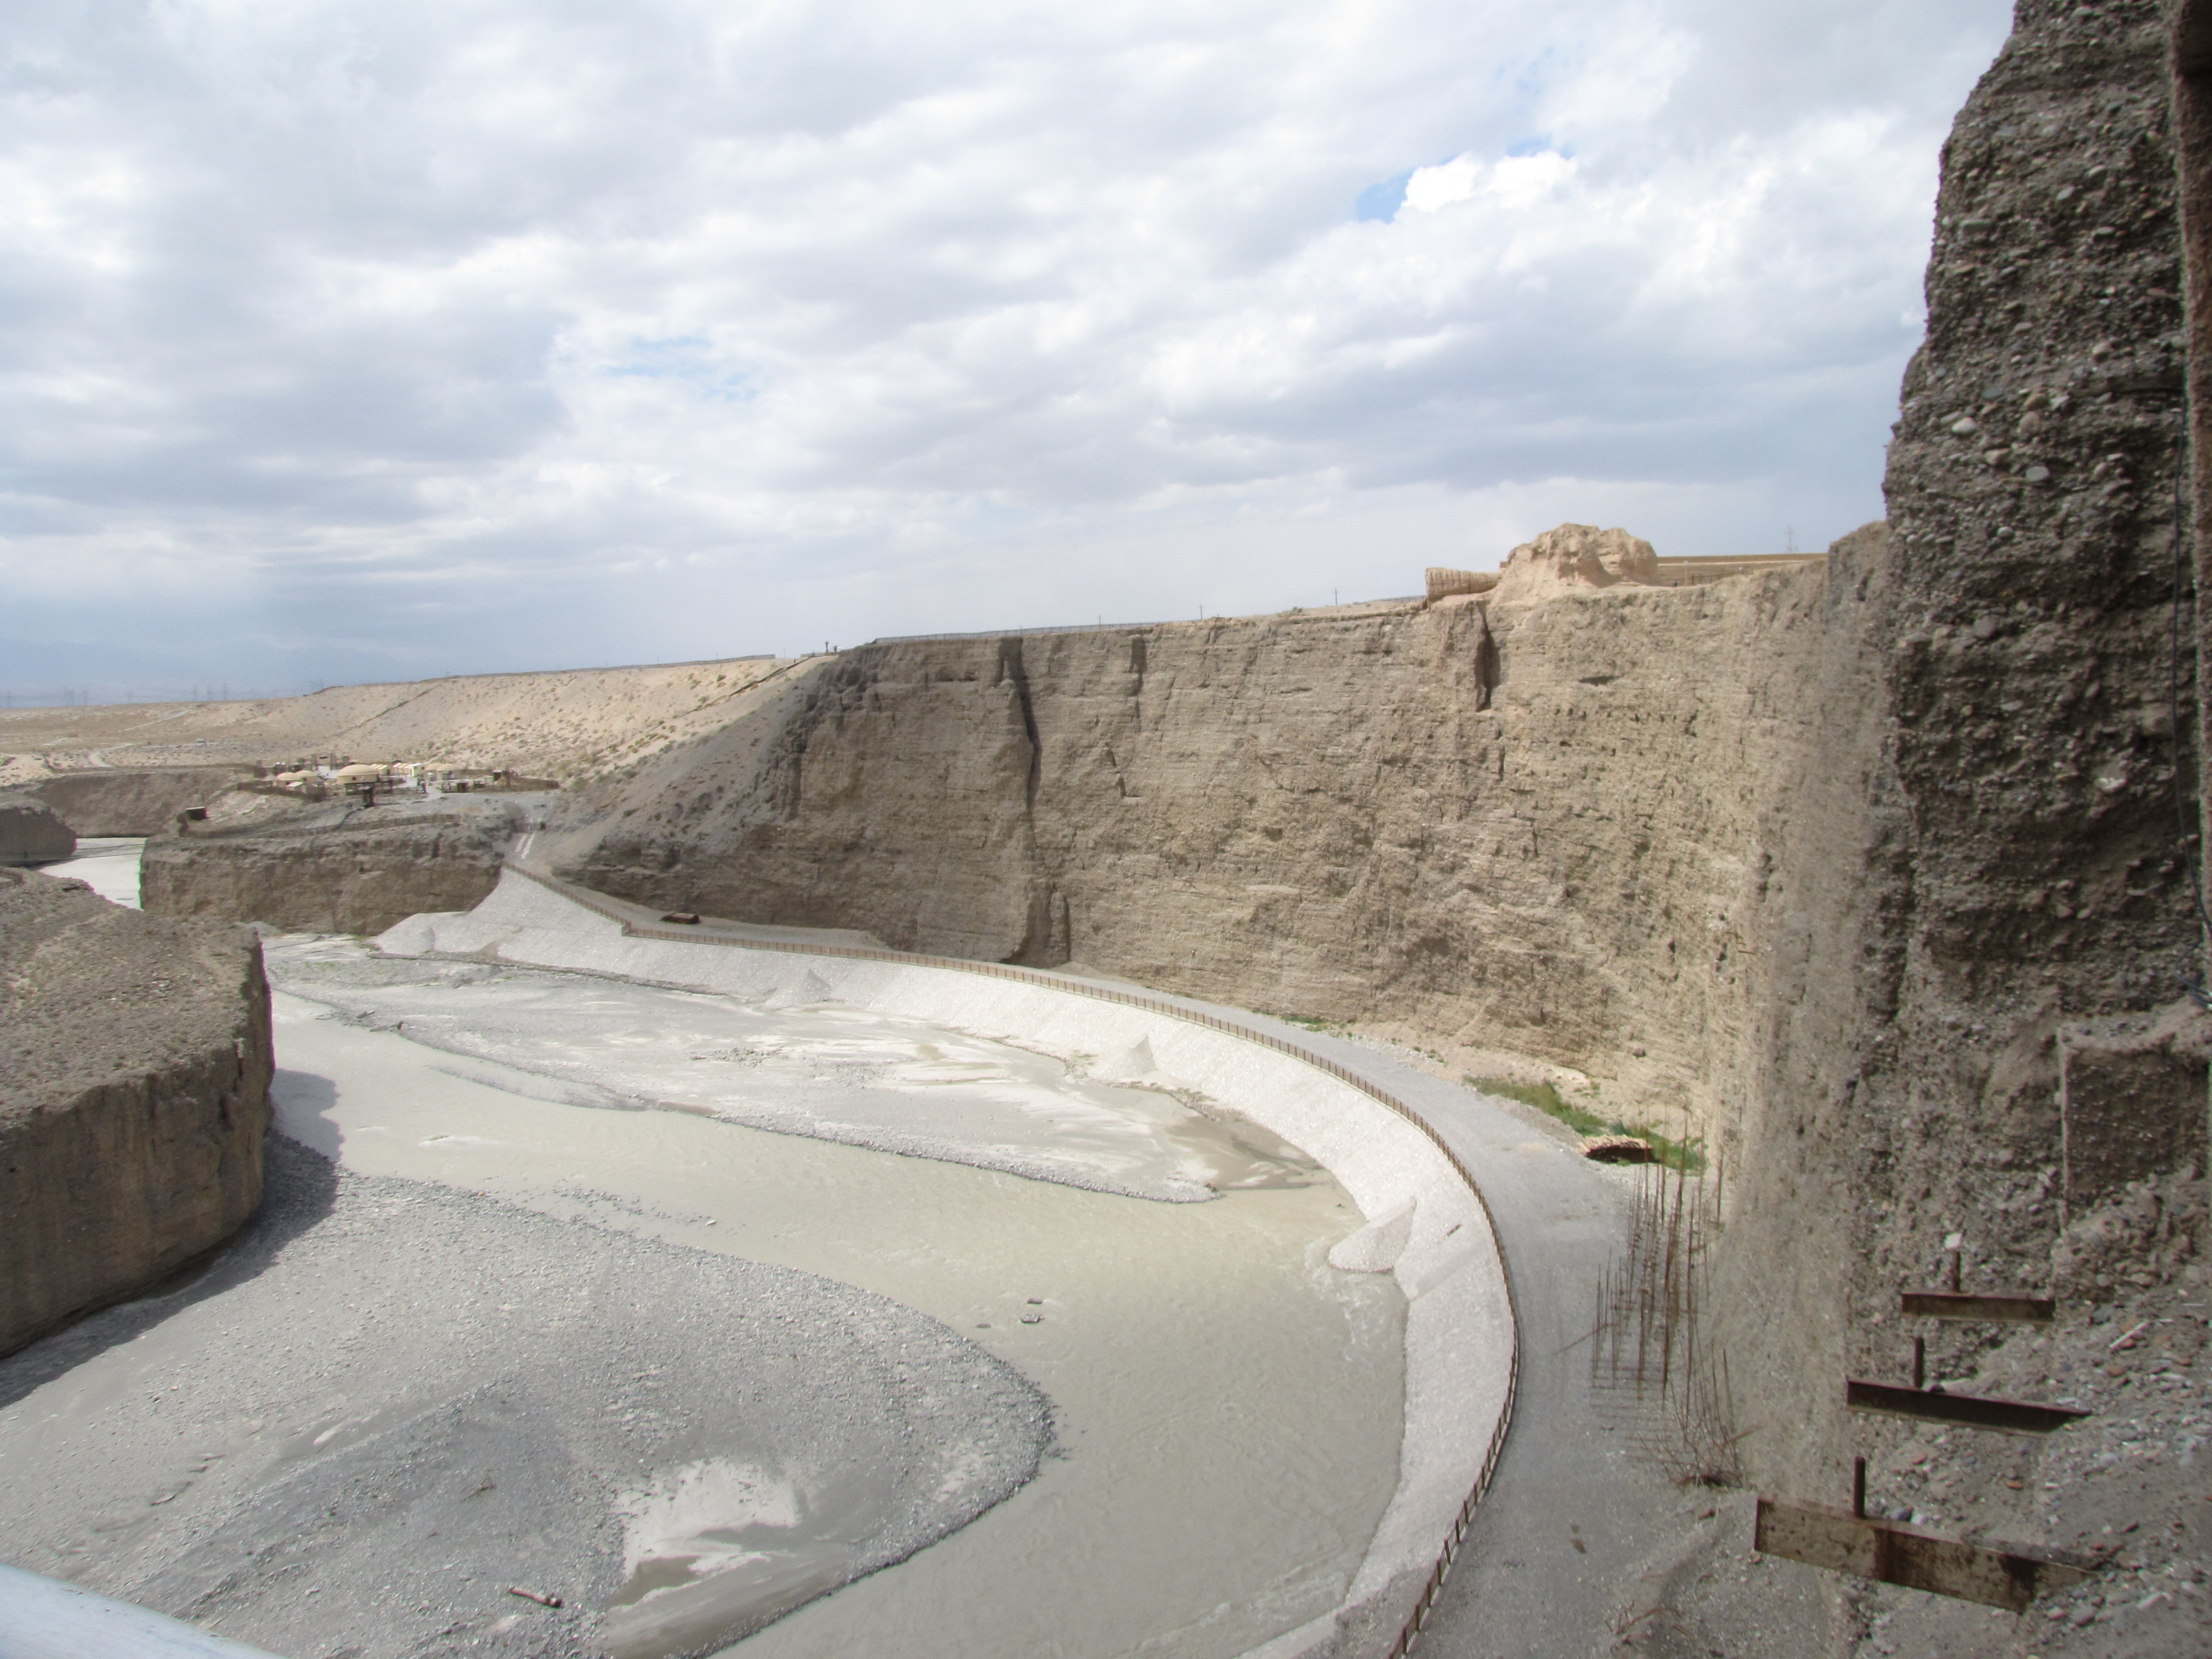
[1,0,2013,701]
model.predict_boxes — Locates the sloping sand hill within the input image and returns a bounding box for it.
[0,655,813,786]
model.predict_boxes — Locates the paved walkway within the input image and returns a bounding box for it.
[1116,1009,1690,1658]
[1300,1042,1689,1657]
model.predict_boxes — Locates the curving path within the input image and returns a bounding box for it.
[10,837,1678,1659]
[1262,1035,1687,1657]
[953,980,1693,1658]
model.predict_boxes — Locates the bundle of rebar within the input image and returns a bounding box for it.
[1590,1152,1744,1486]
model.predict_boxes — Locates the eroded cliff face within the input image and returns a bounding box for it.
[548,570,1834,1148]
[144,806,522,936]
[538,6,2209,1605]
[0,868,273,1356]
[27,766,256,836]
[1713,0,2206,1515]
[0,792,74,865]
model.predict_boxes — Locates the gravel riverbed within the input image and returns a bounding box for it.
[0,1136,1049,1659]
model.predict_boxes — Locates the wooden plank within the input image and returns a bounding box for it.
[1846,1379,2090,1434]
[1754,1498,2093,1612]
[1900,1290,2055,1323]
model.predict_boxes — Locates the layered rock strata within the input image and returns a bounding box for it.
[0,793,73,865]
[1707,0,2208,1500]
[143,807,520,936]
[0,868,272,1356]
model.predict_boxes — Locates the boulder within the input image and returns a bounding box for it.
[0,793,74,866]
[0,868,272,1356]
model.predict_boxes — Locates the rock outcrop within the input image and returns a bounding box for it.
[27,766,255,836]
[142,806,521,936]
[0,868,272,1356]
[0,793,74,866]
[1707,0,2210,1527]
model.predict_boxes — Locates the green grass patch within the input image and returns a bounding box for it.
[1467,1075,1705,1173]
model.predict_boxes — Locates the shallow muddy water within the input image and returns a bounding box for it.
[258,934,1406,1658]
[270,940,1315,1203]
[41,835,144,906]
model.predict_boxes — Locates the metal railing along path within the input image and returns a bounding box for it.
[503,863,1520,1657]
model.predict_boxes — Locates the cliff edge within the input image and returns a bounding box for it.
[540,562,1834,1150]
[142,803,523,936]
[0,868,273,1356]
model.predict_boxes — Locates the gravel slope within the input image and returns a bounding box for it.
[0,1136,1050,1659]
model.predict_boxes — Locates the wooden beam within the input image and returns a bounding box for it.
[1846,1379,2090,1434]
[1754,1498,2094,1612]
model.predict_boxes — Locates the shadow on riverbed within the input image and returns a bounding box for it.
[0,1122,339,1412]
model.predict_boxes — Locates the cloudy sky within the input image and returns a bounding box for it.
[2,0,2010,700]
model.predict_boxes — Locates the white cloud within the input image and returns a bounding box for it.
[0,0,2012,696]
[1402,150,1579,215]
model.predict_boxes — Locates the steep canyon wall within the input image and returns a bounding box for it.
[547,572,1838,1155]
[1714,0,2206,1500]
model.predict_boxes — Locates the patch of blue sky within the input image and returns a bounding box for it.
[602,336,757,402]
[1355,130,1572,224]
[1353,171,1412,222]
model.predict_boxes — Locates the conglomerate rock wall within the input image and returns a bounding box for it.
[0,868,272,1356]
[1714,0,2207,1496]
[546,572,1834,1151]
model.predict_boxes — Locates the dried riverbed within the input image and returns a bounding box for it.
[0,879,1405,1659]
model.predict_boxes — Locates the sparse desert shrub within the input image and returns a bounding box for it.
[1470,1075,1706,1174]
